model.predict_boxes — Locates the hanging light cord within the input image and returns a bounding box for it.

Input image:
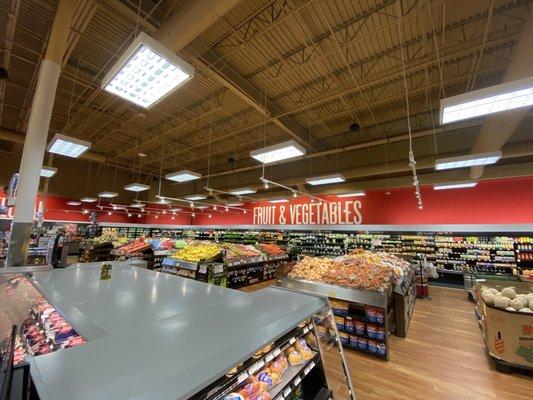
[396,1,423,210]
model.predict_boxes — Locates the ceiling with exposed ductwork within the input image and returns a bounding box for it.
[0,0,532,203]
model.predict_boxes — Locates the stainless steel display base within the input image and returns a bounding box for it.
[279,277,390,308]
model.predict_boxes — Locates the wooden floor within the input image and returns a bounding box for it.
[242,281,532,400]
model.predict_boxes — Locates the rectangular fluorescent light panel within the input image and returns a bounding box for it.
[185,195,207,201]
[306,173,346,186]
[433,181,478,190]
[130,203,145,208]
[250,140,306,164]
[40,166,57,178]
[81,197,97,203]
[226,202,244,207]
[47,133,91,158]
[435,151,502,171]
[165,170,201,182]
[229,188,256,195]
[102,32,194,108]
[269,198,289,203]
[195,205,209,209]
[124,183,150,192]
[337,191,366,197]
[98,191,118,198]
[66,201,81,206]
[440,76,533,124]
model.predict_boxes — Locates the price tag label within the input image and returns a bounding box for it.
[237,372,249,383]
[303,327,309,334]
[289,337,296,344]
[309,361,315,369]
[308,324,313,331]
[304,367,310,375]
[283,388,292,397]
[273,348,281,357]
[286,283,294,289]
[265,353,274,362]
[294,376,302,386]
[276,396,284,400]
[327,290,337,297]
[248,360,264,375]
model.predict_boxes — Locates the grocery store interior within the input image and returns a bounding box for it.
[0,0,532,399]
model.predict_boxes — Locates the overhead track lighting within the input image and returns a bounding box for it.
[102,32,194,108]
[433,181,478,190]
[250,140,306,164]
[306,173,346,186]
[337,191,366,197]
[440,76,533,124]
[47,133,91,158]
[435,151,502,171]
[124,183,150,192]
[165,170,201,183]
[98,191,118,198]
[81,197,97,203]
[40,166,57,178]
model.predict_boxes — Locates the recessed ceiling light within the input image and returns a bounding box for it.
[98,191,118,198]
[306,173,346,186]
[269,198,289,203]
[47,133,91,158]
[250,140,306,164]
[124,183,150,192]
[66,201,81,206]
[229,188,256,196]
[40,166,57,178]
[337,191,366,197]
[165,170,201,182]
[130,203,146,208]
[440,76,533,124]
[81,197,97,203]
[138,152,147,157]
[195,205,209,209]
[102,32,194,108]
[185,194,207,201]
[169,207,181,212]
[435,151,502,171]
[433,181,478,190]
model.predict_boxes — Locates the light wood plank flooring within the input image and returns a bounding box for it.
[241,281,532,399]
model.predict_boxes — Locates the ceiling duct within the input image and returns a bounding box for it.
[469,11,533,179]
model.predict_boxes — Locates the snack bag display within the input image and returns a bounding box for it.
[334,315,345,330]
[286,347,304,365]
[294,338,313,360]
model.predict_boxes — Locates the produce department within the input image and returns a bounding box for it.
[1,0,533,399]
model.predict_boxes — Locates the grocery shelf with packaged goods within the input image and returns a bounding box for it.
[277,249,416,360]
[0,264,355,400]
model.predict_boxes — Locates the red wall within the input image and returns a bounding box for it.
[2,177,533,227]
[196,177,533,226]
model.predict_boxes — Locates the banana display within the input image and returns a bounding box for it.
[172,242,221,262]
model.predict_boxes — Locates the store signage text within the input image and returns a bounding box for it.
[252,200,362,225]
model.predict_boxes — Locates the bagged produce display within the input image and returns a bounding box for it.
[288,249,411,292]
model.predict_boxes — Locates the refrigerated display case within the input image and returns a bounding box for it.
[1,263,356,400]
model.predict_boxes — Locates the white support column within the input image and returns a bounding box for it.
[6,0,77,267]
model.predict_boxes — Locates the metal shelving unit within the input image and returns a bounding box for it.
[278,277,393,360]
